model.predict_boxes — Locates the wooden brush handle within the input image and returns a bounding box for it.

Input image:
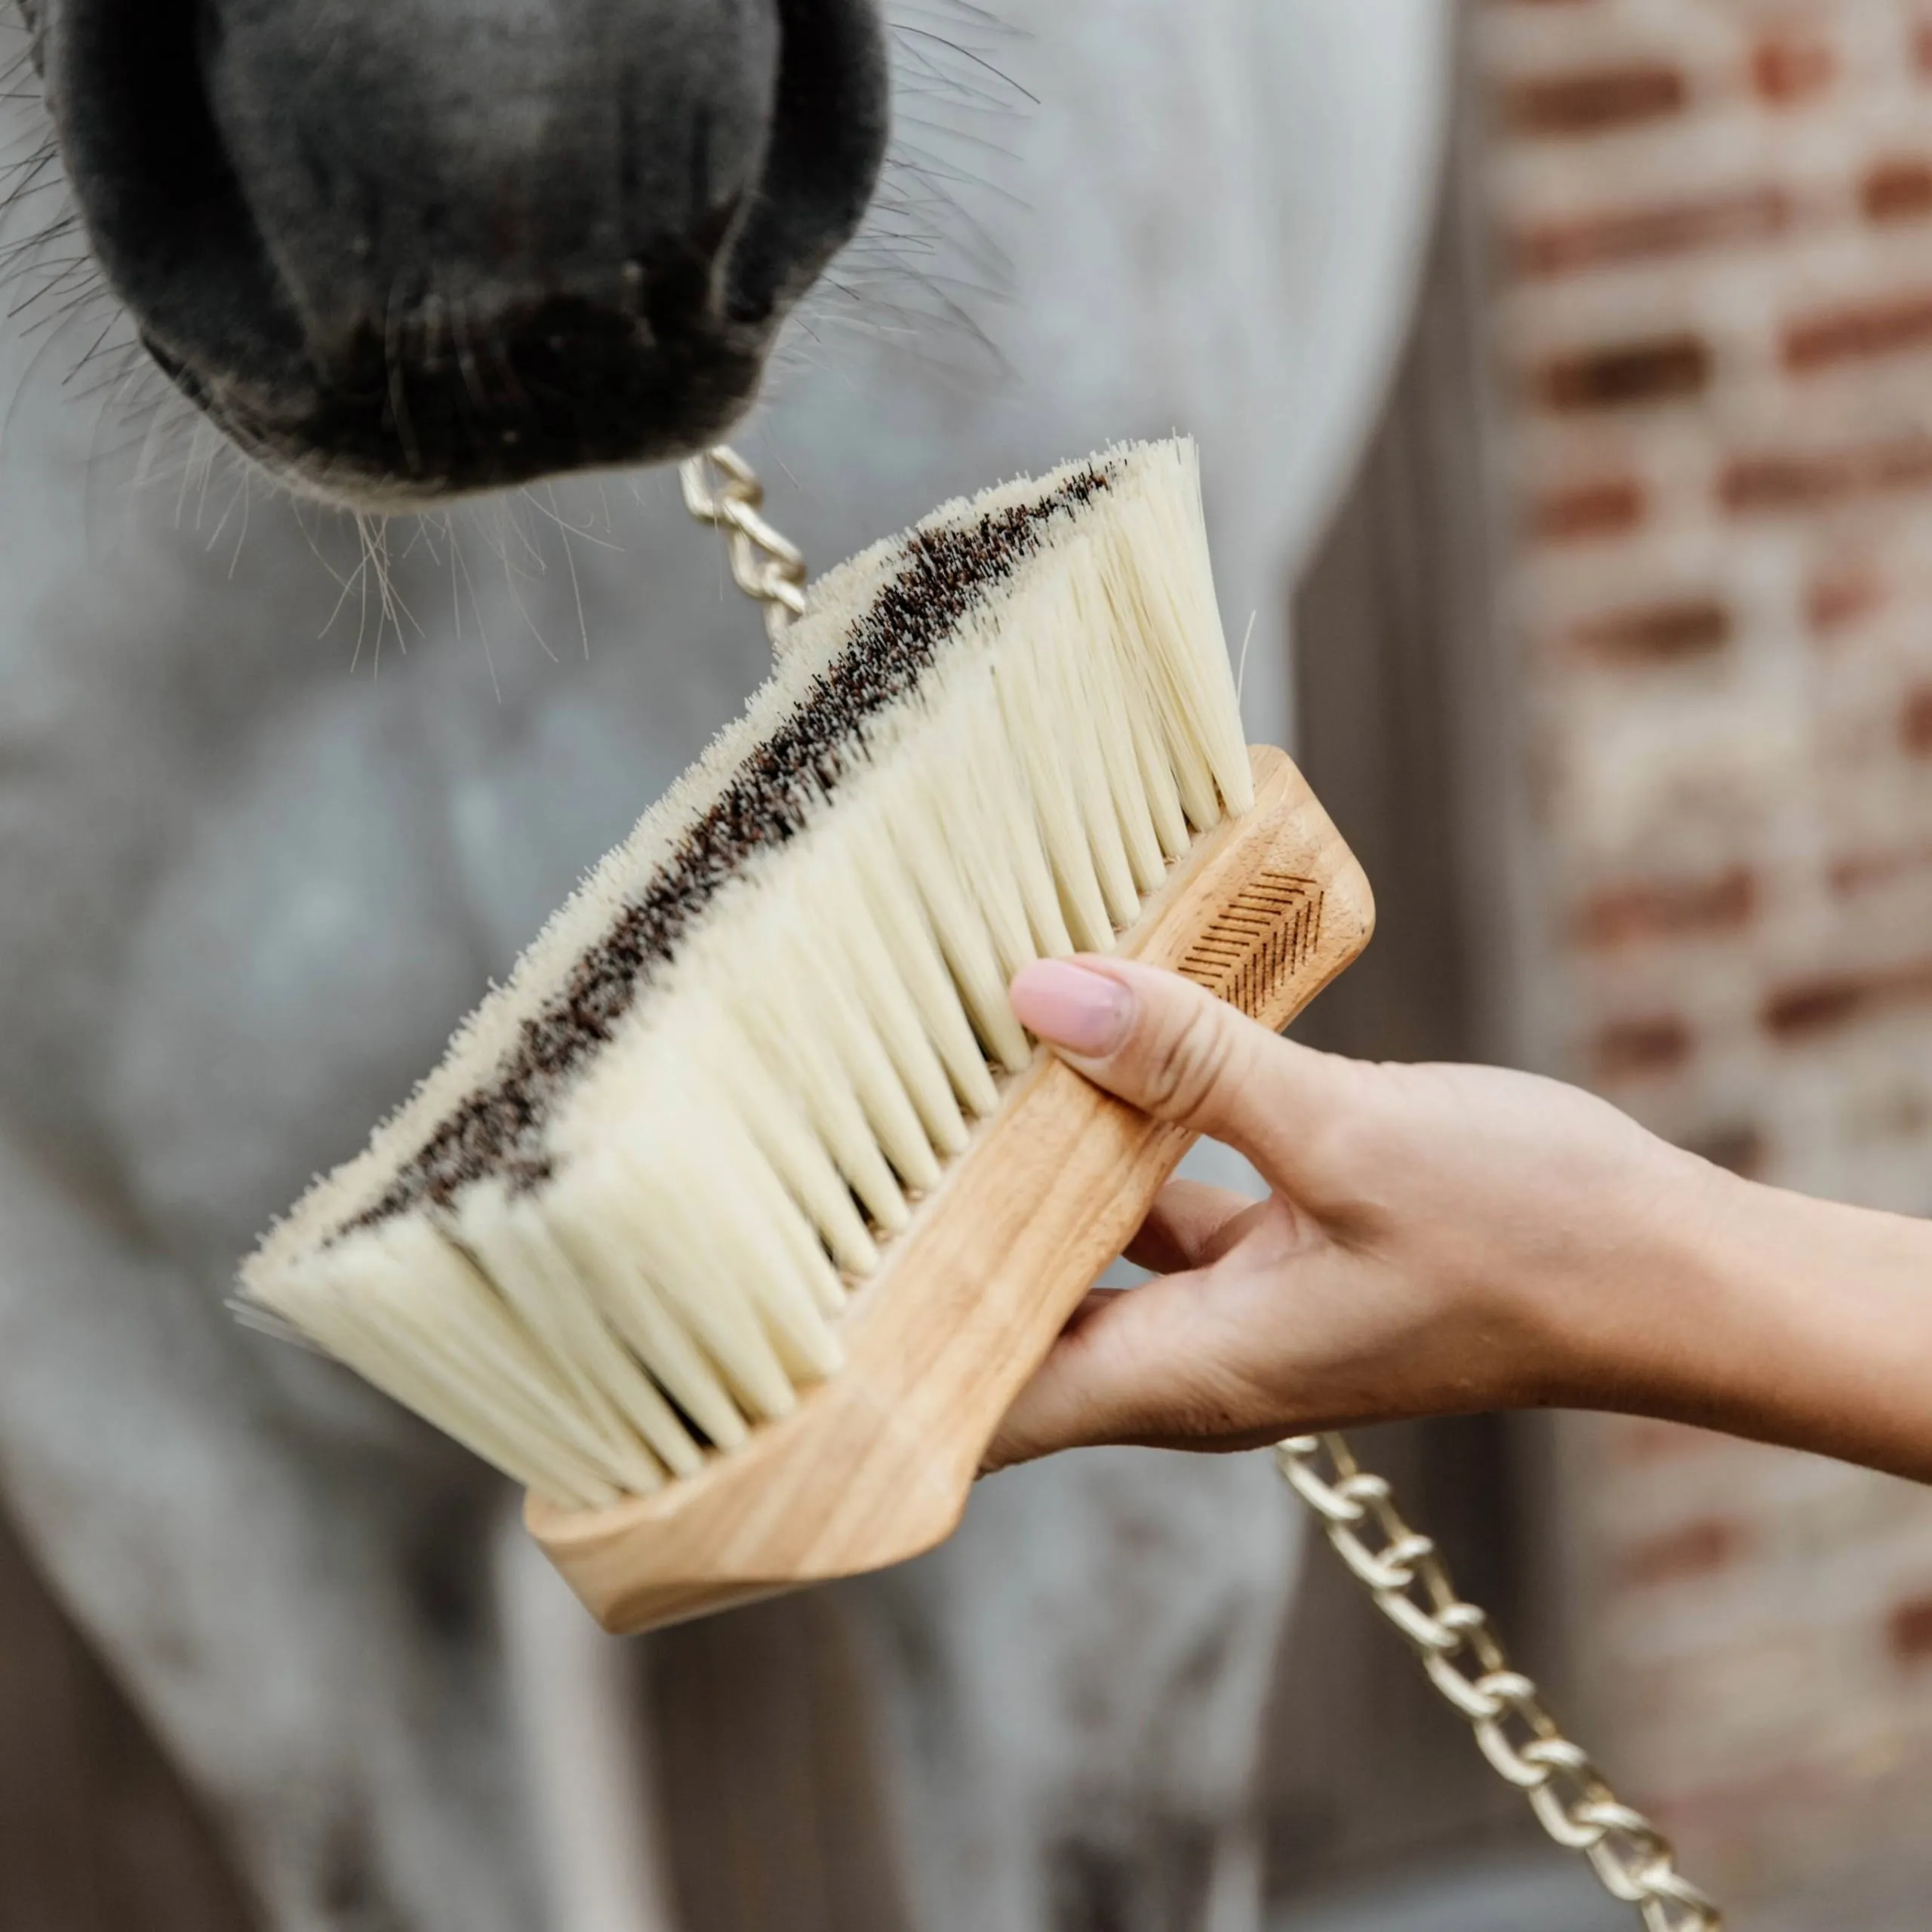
[529,746,1374,1632]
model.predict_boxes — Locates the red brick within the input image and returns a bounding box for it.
[1601,1417,1730,1464]
[1890,1594,1932,1663]
[1806,563,1886,633]
[1751,29,1835,105]
[1831,842,1932,894]
[1905,685,1932,754]
[1761,960,1932,1038]
[1785,291,1932,371]
[1862,158,1932,223]
[1643,1762,1849,1850]
[1510,188,1790,277]
[1595,1014,1694,1078]
[1721,435,1932,512]
[1537,334,1712,411]
[1571,595,1730,663]
[1576,867,1756,946]
[1502,62,1688,137]
[1764,977,1869,1035]
[1681,1123,1767,1176]
[1529,475,1646,541]
[1621,1517,1749,1589]
[1832,849,1898,894]
[1722,452,1847,511]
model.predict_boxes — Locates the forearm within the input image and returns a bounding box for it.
[1534,1167,1932,1482]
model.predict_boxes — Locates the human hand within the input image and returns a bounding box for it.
[984,955,1735,1469]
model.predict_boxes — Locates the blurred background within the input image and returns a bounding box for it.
[4,0,1932,1929]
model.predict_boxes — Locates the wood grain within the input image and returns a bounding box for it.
[530,745,1373,1632]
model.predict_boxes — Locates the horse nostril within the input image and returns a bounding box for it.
[50,0,309,392]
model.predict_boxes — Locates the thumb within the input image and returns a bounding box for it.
[1008,954,1346,1179]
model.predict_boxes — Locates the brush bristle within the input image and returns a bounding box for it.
[242,439,1251,1509]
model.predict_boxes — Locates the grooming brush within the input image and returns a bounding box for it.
[244,438,1373,1633]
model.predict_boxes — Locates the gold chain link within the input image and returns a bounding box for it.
[1275,1434,1724,1930]
[675,447,1723,1930]
[678,445,808,648]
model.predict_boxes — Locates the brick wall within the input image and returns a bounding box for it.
[1475,0,1932,1908]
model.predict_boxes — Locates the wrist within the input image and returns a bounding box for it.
[1515,1149,1932,1480]
[1491,1138,1749,1422]
[1677,1173,1932,1478]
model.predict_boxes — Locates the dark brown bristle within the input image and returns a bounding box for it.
[349,464,1113,1233]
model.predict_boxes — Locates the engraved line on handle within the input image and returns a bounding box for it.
[1177,872,1324,1019]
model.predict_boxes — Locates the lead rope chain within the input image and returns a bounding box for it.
[679,445,808,648]
[681,446,1724,1932]
[1276,1435,1721,1930]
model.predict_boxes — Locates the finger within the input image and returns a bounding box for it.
[983,1261,1278,1469]
[1009,955,1354,1183]
[1124,1179,1254,1273]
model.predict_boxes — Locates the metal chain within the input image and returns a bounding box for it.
[675,446,1721,1931]
[678,445,808,648]
[1275,1434,1723,1930]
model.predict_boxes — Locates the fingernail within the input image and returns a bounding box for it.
[1011,958,1133,1057]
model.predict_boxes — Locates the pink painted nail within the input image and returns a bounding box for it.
[1010,958,1133,1057]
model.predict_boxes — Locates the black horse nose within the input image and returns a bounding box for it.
[45,0,887,500]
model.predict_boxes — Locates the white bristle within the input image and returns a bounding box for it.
[847,804,1003,1119]
[242,438,1250,1509]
